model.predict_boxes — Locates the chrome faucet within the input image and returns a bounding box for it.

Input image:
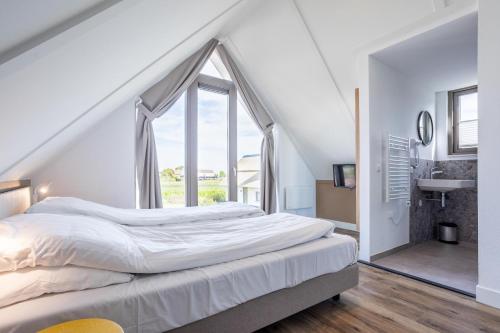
[431,167,443,179]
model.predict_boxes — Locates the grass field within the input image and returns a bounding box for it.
[160,176,228,207]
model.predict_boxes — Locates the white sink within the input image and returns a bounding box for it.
[417,179,476,193]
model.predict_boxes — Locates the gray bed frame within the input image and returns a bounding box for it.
[170,263,359,333]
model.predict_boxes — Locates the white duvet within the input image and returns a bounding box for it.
[0,266,133,308]
[27,197,264,226]
[0,213,334,274]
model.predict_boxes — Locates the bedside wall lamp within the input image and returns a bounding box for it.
[33,183,51,203]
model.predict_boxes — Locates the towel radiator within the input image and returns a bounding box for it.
[386,135,411,202]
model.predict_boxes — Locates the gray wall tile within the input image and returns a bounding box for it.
[409,159,477,244]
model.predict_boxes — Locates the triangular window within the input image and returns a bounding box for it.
[200,52,232,81]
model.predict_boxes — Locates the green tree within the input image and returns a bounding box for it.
[218,170,226,178]
[161,168,176,181]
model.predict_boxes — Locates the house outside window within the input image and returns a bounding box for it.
[237,154,260,206]
[448,86,478,155]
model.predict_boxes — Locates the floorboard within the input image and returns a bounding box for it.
[258,264,500,333]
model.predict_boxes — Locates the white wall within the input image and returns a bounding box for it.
[368,57,435,257]
[207,0,476,182]
[0,0,476,202]
[31,99,136,208]
[225,0,355,180]
[276,125,316,217]
[294,0,469,115]
[370,12,477,162]
[476,0,500,309]
[0,0,262,182]
[435,90,478,161]
[29,103,317,213]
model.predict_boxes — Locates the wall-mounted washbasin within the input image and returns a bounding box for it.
[417,179,476,193]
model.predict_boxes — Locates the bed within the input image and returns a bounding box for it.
[0,181,358,333]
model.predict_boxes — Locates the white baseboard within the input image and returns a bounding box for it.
[477,285,500,309]
[318,218,358,231]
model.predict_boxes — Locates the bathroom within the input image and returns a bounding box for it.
[361,12,478,295]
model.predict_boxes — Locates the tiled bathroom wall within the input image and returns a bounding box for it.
[409,159,478,244]
[433,160,478,243]
[409,159,434,243]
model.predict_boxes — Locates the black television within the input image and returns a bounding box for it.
[333,164,356,189]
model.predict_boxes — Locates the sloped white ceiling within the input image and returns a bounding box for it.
[225,0,355,179]
[224,0,476,179]
[293,0,436,113]
[0,0,263,181]
[0,0,114,63]
[0,0,477,182]
[373,12,477,92]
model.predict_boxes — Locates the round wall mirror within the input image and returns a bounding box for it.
[417,110,434,146]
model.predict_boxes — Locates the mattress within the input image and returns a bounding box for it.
[0,234,357,333]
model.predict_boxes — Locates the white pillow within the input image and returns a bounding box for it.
[0,265,133,308]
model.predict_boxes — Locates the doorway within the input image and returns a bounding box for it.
[358,12,478,296]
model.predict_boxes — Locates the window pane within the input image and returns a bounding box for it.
[199,52,232,81]
[153,93,186,207]
[459,92,478,121]
[459,120,478,148]
[458,91,478,148]
[200,60,223,78]
[237,98,263,206]
[198,89,228,205]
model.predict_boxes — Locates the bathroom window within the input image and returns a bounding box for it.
[448,86,478,155]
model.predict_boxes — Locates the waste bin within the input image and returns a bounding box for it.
[438,222,458,244]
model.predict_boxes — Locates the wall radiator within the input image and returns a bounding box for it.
[386,135,411,202]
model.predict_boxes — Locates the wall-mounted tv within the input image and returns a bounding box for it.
[333,164,356,189]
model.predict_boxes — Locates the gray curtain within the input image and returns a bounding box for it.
[136,39,218,208]
[217,44,276,214]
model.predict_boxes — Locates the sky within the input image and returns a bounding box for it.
[459,92,477,121]
[458,92,478,147]
[153,60,262,173]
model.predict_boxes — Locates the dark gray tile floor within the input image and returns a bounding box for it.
[373,240,478,295]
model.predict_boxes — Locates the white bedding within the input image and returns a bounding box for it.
[0,266,133,308]
[0,236,357,333]
[0,213,334,274]
[27,197,264,226]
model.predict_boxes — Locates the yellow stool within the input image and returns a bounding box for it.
[38,318,124,333]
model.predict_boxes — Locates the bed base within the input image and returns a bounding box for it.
[168,263,359,333]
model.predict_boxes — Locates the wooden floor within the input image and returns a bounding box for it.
[259,264,500,333]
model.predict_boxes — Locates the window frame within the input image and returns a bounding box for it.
[185,73,237,206]
[448,85,478,155]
